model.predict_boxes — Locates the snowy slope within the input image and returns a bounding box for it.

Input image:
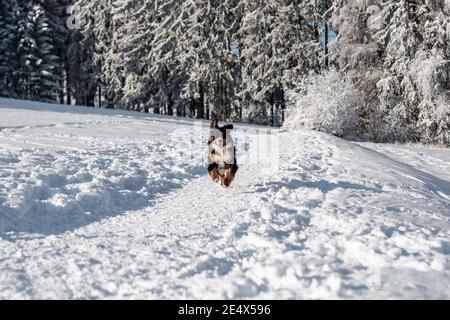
[1,98,449,299]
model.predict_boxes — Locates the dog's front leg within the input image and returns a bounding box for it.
[220,168,235,188]
[208,165,220,183]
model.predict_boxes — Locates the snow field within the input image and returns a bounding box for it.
[1,98,449,299]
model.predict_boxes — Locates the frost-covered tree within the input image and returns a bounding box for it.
[73,0,118,107]
[66,26,97,106]
[330,0,385,139]
[329,0,450,144]
[93,0,120,108]
[414,0,450,145]
[112,0,155,111]
[1,0,64,101]
[238,0,321,125]
[146,0,241,119]
[176,0,241,120]
[67,0,99,106]
[372,0,427,142]
[15,1,60,101]
[41,0,72,103]
[148,0,185,115]
[375,0,450,144]
[1,0,448,144]
[312,0,334,68]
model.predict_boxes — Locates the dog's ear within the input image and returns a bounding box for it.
[211,119,219,129]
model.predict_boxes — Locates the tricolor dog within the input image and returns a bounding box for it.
[207,119,238,187]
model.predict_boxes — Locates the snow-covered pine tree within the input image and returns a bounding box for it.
[207,0,241,121]
[145,0,181,115]
[74,0,118,108]
[331,0,449,145]
[15,1,60,102]
[238,0,276,125]
[147,0,193,118]
[67,0,98,106]
[414,0,450,145]
[66,27,98,107]
[177,0,211,119]
[99,0,150,109]
[95,0,121,108]
[177,0,241,121]
[112,0,154,111]
[41,0,72,103]
[372,0,425,142]
[370,0,450,144]
[331,0,389,140]
[238,0,321,125]
[0,0,19,97]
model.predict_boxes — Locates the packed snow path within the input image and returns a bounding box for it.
[1,98,449,299]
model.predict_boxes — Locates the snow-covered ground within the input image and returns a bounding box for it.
[1,98,449,299]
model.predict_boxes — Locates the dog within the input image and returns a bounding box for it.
[207,119,238,187]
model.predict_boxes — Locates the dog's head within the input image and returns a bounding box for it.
[208,119,234,148]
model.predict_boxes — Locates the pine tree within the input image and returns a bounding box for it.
[238,0,320,125]
[41,0,71,103]
[148,0,184,116]
[94,0,119,108]
[112,0,154,111]
[73,0,115,107]
[68,0,98,106]
[177,0,241,120]
[331,0,391,141]
[372,0,449,144]
[412,0,450,145]
[15,1,60,102]
[331,0,450,144]
[0,0,19,97]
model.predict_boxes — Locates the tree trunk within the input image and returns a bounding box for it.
[324,21,329,68]
[66,66,71,105]
[167,94,174,116]
[98,85,102,108]
[176,104,183,117]
[59,75,65,104]
[271,104,275,127]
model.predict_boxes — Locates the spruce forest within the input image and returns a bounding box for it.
[0,0,449,145]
